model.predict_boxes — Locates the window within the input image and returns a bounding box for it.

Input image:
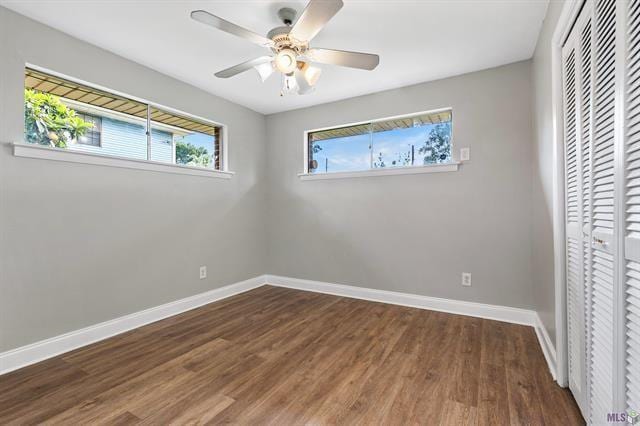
[23,67,224,170]
[150,107,221,170]
[307,109,453,174]
[74,113,101,146]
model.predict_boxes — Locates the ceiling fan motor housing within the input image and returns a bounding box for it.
[267,26,306,54]
[277,7,297,26]
[267,8,308,54]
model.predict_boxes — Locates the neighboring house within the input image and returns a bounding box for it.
[63,99,178,164]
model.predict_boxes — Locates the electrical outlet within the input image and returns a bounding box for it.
[462,272,472,287]
[460,147,470,161]
[199,266,207,280]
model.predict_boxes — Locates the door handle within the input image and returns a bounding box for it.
[592,236,608,248]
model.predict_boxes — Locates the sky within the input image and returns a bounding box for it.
[310,123,450,173]
[181,132,215,152]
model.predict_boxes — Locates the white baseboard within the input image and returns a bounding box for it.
[534,313,558,380]
[0,275,266,375]
[266,275,537,326]
[0,273,556,381]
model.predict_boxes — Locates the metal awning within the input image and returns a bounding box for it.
[309,110,452,142]
[25,68,219,136]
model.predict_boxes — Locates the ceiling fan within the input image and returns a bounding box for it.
[190,0,380,96]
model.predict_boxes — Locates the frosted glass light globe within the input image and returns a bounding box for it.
[275,49,297,74]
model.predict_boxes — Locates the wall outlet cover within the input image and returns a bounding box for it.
[462,272,472,287]
[199,266,207,279]
[460,147,470,161]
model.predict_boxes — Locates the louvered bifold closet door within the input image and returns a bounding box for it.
[564,10,589,413]
[625,0,640,412]
[590,0,618,422]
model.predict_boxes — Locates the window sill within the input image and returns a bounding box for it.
[298,162,460,180]
[13,143,234,179]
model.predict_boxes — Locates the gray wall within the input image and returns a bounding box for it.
[0,4,559,355]
[531,0,563,344]
[0,6,267,352]
[265,61,536,309]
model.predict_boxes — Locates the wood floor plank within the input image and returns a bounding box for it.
[449,316,483,408]
[0,286,583,425]
[504,323,547,425]
[211,299,384,423]
[440,399,478,426]
[109,411,141,425]
[274,302,394,423]
[477,320,511,426]
[0,357,87,408]
[255,301,381,424]
[388,312,464,425]
[338,349,416,425]
[521,324,585,425]
[303,305,411,425]
[137,390,235,425]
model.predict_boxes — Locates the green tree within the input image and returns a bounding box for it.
[24,89,93,148]
[418,123,451,164]
[175,140,212,167]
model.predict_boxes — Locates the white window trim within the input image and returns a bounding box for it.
[298,162,459,180]
[13,143,234,179]
[25,63,230,174]
[302,107,455,178]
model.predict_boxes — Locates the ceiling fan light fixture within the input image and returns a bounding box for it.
[302,63,322,86]
[294,69,313,94]
[275,49,298,74]
[254,61,275,82]
[293,62,320,95]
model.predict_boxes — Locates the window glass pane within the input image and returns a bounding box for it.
[307,110,452,174]
[150,127,174,164]
[308,124,371,174]
[309,133,372,174]
[372,110,452,168]
[150,107,220,169]
[24,68,149,160]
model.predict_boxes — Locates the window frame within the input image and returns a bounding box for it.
[301,107,459,179]
[19,64,231,178]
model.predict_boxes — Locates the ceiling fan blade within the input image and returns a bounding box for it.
[289,0,343,43]
[191,10,273,47]
[215,56,273,79]
[307,48,379,70]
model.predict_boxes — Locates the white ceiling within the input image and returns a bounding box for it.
[1,0,549,115]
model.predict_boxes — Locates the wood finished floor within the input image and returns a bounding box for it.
[0,285,583,425]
